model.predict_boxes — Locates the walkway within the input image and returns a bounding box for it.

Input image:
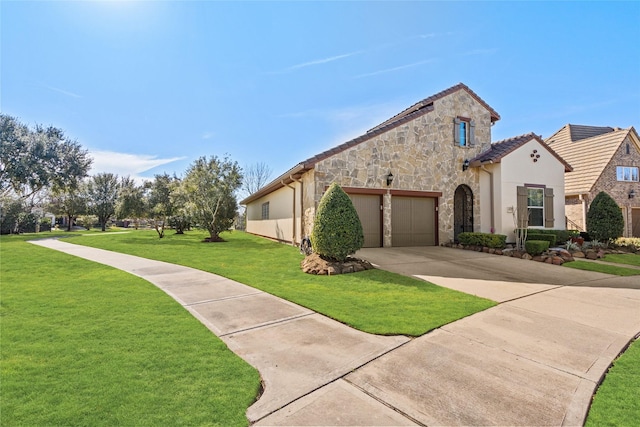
[30,240,640,426]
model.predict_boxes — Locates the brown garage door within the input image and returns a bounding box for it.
[392,196,436,246]
[349,194,382,248]
[633,208,640,237]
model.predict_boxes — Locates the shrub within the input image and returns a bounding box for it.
[526,233,556,245]
[587,191,624,242]
[457,232,507,249]
[311,183,364,262]
[525,240,550,256]
[532,229,579,245]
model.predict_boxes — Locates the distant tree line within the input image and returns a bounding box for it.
[1,114,271,239]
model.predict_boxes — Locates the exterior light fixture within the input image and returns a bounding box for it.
[630,189,636,199]
[386,172,394,186]
[462,159,470,171]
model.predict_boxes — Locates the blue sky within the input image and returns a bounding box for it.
[2,1,639,185]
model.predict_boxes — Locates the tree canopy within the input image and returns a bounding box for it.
[1,114,92,200]
[87,173,119,232]
[181,155,242,241]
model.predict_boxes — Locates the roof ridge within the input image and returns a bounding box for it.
[368,82,500,133]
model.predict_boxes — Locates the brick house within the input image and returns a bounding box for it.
[546,124,640,237]
[241,83,570,247]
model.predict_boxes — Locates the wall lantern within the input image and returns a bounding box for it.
[462,159,470,171]
[630,189,636,199]
[386,172,394,186]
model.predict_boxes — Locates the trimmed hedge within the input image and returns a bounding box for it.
[458,232,507,249]
[526,233,556,245]
[518,229,580,245]
[525,240,550,256]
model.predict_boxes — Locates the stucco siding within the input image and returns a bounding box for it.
[499,139,567,241]
[246,182,302,243]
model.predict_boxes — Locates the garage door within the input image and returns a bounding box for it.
[392,196,436,246]
[633,209,640,237]
[349,194,382,247]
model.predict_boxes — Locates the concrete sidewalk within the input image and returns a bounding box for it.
[29,239,410,424]
[30,240,640,426]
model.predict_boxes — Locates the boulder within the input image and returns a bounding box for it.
[301,253,374,275]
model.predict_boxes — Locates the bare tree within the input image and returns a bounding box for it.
[242,162,272,197]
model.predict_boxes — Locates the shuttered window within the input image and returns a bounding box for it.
[454,117,475,147]
[516,186,554,228]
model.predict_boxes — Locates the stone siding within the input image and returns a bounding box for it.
[310,89,494,244]
[589,135,640,237]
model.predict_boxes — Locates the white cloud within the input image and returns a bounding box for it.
[271,50,363,74]
[43,85,82,98]
[353,59,438,79]
[89,150,186,183]
[202,131,215,140]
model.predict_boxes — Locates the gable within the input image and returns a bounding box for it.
[546,126,634,195]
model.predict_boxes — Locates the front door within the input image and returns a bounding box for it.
[454,185,473,241]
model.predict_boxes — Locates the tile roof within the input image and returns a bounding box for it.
[241,83,500,204]
[470,132,572,172]
[545,124,637,195]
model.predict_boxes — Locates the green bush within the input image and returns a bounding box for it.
[458,232,507,249]
[587,191,624,242]
[311,183,364,262]
[525,240,550,256]
[526,233,556,245]
[532,229,579,245]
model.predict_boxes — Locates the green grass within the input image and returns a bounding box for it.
[564,259,640,276]
[0,234,260,426]
[63,229,496,336]
[602,253,640,267]
[586,339,640,426]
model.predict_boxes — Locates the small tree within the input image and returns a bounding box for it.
[87,173,119,231]
[311,183,364,262]
[181,155,242,242]
[587,191,624,243]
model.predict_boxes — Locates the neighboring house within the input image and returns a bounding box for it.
[241,83,570,247]
[546,124,640,237]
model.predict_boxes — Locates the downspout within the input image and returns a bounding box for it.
[480,165,495,232]
[290,175,303,242]
[282,180,296,244]
[579,194,586,232]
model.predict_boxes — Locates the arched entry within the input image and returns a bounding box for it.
[454,184,474,241]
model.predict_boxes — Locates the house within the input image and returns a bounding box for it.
[241,83,571,247]
[546,124,640,237]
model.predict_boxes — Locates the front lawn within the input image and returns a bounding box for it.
[0,234,260,426]
[602,253,640,267]
[63,230,496,336]
[586,339,640,426]
[564,259,640,276]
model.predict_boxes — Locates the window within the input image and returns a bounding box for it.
[454,117,475,147]
[261,202,269,220]
[616,166,639,182]
[517,186,554,228]
[527,188,544,227]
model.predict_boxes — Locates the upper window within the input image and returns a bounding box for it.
[454,117,475,147]
[261,202,269,220]
[616,166,639,182]
[527,188,544,227]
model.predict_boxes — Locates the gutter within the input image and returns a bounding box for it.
[281,180,296,244]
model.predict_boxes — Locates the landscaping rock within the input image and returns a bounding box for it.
[301,253,374,275]
[521,253,533,260]
[572,251,585,258]
[585,250,598,260]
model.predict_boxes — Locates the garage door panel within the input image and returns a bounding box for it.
[392,196,436,247]
[350,194,381,248]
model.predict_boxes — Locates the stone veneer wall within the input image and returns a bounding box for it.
[589,135,640,237]
[308,89,494,245]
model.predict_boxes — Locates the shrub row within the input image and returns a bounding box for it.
[458,232,507,249]
[526,233,556,245]
[517,229,580,245]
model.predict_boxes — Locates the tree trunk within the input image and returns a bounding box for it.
[67,215,72,231]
